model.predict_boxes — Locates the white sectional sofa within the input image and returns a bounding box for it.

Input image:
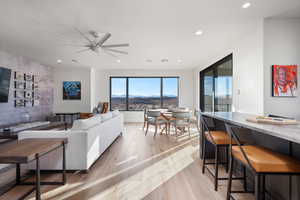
[19,111,123,171]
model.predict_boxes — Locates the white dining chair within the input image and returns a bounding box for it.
[170,111,192,137]
[145,110,168,136]
[190,109,201,133]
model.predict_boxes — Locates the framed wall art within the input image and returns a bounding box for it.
[63,81,81,100]
[272,65,298,97]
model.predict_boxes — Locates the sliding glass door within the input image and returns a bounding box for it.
[200,54,232,112]
[203,70,214,112]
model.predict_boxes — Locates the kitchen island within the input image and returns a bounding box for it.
[200,112,300,200]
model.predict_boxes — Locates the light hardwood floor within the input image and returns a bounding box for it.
[1,123,254,200]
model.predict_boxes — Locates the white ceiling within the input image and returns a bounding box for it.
[0,0,299,70]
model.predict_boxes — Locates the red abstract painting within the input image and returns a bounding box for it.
[272,65,297,97]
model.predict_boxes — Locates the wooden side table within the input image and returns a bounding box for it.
[0,122,68,140]
[55,112,80,124]
[0,138,68,200]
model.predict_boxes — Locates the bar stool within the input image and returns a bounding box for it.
[225,123,300,200]
[200,115,246,191]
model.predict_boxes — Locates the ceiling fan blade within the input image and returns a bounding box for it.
[96,33,111,47]
[103,50,118,58]
[75,48,90,53]
[104,48,128,55]
[60,44,86,47]
[101,44,129,48]
[74,27,93,43]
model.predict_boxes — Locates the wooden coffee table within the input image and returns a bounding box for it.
[0,138,68,200]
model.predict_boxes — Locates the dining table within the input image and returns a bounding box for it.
[150,109,190,134]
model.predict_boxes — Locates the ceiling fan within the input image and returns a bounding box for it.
[69,28,129,57]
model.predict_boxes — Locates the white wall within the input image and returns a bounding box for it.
[264,18,300,119]
[194,20,264,115]
[53,67,91,113]
[93,69,195,122]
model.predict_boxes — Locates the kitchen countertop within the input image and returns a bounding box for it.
[201,112,300,144]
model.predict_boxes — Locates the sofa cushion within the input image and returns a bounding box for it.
[100,112,113,121]
[93,114,102,122]
[112,110,120,117]
[71,116,100,131]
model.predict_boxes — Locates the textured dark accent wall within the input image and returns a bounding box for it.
[0,51,54,192]
[0,51,53,126]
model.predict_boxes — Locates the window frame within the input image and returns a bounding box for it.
[109,76,180,111]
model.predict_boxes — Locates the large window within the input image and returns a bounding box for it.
[110,77,179,111]
[200,54,233,112]
[110,78,127,110]
[162,78,179,108]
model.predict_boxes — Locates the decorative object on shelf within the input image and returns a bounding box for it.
[25,99,34,107]
[25,91,33,99]
[93,102,109,114]
[14,71,25,107]
[25,74,33,81]
[13,72,38,107]
[14,71,24,81]
[63,81,81,100]
[33,83,38,89]
[34,100,40,106]
[15,99,25,107]
[34,75,39,84]
[15,90,24,98]
[15,81,25,89]
[34,90,40,100]
[246,116,298,125]
[272,65,297,97]
[25,81,33,90]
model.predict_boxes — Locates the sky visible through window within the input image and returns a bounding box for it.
[204,76,232,97]
[111,77,178,97]
[111,78,126,97]
[129,78,160,97]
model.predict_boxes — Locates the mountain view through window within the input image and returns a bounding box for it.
[110,77,179,110]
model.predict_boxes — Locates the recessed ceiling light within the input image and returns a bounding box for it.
[195,30,203,35]
[57,59,62,64]
[146,59,152,63]
[116,59,121,63]
[178,59,183,63]
[161,58,168,63]
[242,2,251,8]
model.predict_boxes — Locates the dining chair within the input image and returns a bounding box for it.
[170,111,192,137]
[145,110,168,136]
[143,108,149,130]
[190,109,201,132]
[178,107,189,111]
